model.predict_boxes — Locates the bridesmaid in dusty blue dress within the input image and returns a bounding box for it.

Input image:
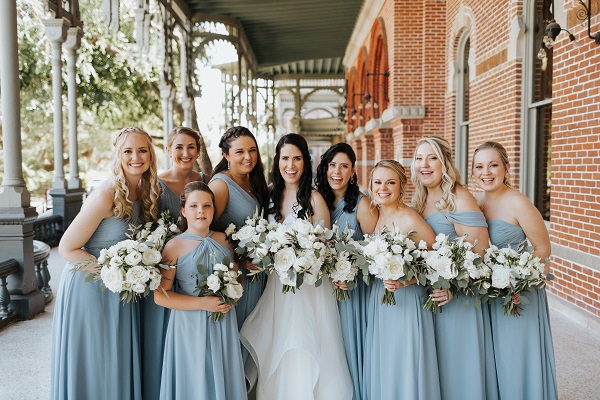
[362,160,440,400]
[472,141,557,400]
[412,137,498,400]
[51,127,160,400]
[155,182,246,400]
[209,126,269,331]
[315,143,377,399]
[141,126,205,400]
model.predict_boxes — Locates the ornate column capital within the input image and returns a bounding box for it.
[43,17,70,43]
[64,26,83,51]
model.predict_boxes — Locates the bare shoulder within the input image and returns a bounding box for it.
[455,186,481,212]
[211,231,232,251]
[310,190,327,204]
[83,181,115,214]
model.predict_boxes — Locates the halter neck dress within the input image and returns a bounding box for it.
[159,232,247,400]
[330,194,370,400]
[50,203,142,400]
[487,219,557,400]
[240,212,353,400]
[424,210,499,400]
[139,179,181,400]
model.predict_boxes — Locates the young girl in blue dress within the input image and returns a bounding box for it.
[155,181,247,400]
[315,142,378,399]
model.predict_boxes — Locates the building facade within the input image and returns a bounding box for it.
[344,0,600,324]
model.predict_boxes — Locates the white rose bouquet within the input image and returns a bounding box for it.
[483,242,554,317]
[322,225,369,301]
[421,233,480,313]
[225,207,276,282]
[74,210,179,302]
[254,217,329,294]
[194,255,243,322]
[363,226,424,306]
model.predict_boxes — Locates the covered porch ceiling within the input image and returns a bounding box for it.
[181,0,365,78]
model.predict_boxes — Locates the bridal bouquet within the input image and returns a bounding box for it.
[322,225,369,301]
[421,233,480,313]
[256,217,330,293]
[362,227,425,305]
[484,242,554,317]
[194,256,243,322]
[224,208,276,282]
[74,210,179,302]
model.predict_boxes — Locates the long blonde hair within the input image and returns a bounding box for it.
[471,141,512,187]
[369,160,408,203]
[411,136,462,214]
[111,127,160,222]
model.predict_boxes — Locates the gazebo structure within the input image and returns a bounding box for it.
[1,0,599,329]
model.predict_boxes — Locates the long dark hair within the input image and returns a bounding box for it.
[212,126,269,216]
[269,133,314,222]
[179,181,216,232]
[315,142,360,213]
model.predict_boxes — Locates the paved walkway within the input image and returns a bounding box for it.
[1,248,599,399]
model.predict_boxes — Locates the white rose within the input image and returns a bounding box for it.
[149,272,162,291]
[363,241,379,258]
[225,223,236,237]
[491,267,511,289]
[109,255,124,268]
[141,249,162,266]
[254,245,268,260]
[386,255,406,280]
[235,225,255,242]
[418,240,428,250]
[225,270,238,283]
[213,263,229,272]
[390,244,404,254]
[278,269,297,287]
[255,223,266,233]
[225,282,243,300]
[124,251,142,266]
[131,283,146,294]
[169,223,179,233]
[332,259,354,282]
[126,265,151,285]
[206,274,221,292]
[101,266,124,293]
[274,247,296,273]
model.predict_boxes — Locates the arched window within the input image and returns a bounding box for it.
[522,0,552,220]
[455,31,471,183]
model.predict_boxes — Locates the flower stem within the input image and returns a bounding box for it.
[381,288,396,306]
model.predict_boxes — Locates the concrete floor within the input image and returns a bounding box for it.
[0,248,599,400]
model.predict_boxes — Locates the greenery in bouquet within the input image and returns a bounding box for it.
[362,226,425,306]
[420,233,480,313]
[484,242,554,317]
[322,225,370,301]
[194,255,243,322]
[224,207,276,283]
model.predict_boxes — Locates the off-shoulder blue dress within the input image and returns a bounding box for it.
[159,232,247,400]
[139,179,179,399]
[488,219,557,400]
[331,195,370,400]
[425,211,498,400]
[210,173,265,330]
[50,203,142,400]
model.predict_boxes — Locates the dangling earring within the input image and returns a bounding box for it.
[349,176,355,185]
[228,160,230,170]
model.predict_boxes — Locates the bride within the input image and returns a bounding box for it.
[240,133,352,400]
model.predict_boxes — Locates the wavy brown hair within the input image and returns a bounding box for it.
[178,181,216,232]
[111,127,160,223]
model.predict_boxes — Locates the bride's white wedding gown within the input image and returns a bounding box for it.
[240,214,353,400]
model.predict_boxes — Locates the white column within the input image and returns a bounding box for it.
[159,83,174,166]
[65,26,83,189]
[43,18,69,190]
[180,33,193,127]
[0,0,27,204]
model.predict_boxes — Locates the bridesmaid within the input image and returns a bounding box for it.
[51,127,160,400]
[362,160,440,400]
[411,136,498,400]
[140,126,205,400]
[315,142,377,399]
[155,181,247,400]
[208,125,269,331]
[472,141,557,400]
